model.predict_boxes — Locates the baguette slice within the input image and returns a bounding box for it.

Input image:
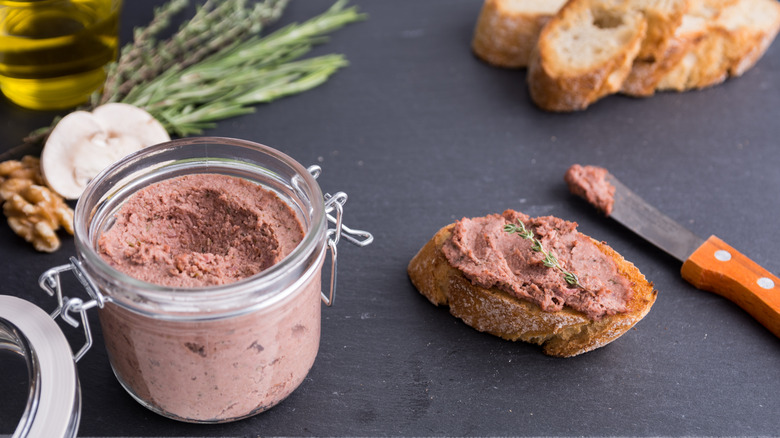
[718,0,780,76]
[616,0,690,97]
[621,11,711,96]
[657,0,780,92]
[472,0,568,68]
[630,0,690,61]
[408,222,657,357]
[527,0,648,111]
[621,0,780,96]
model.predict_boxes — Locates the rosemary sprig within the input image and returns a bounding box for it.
[503,219,583,288]
[99,0,291,106]
[150,55,349,135]
[98,0,190,105]
[121,0,365,136]
[16,0,365,150]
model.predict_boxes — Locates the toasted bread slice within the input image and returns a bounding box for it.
[617,0,690,96]
[527,0,648,111]
[472,0,687,69]
[621,0,779,96]
[630,0,690,61]
[720,0,780,76]
[657,0,780,92]
[408,222,657,358]
[472,0,568,68]
[622,10,711,96]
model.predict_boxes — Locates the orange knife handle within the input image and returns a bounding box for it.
[681,235,780,338]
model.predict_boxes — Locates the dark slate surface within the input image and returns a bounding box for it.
[1,1,779,436]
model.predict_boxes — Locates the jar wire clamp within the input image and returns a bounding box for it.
[38,257,105,362]
[309,165,373,306]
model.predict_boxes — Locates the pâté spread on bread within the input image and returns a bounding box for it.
[443,210,631,320]
[408,209,656,357]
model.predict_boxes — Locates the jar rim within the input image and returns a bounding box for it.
[72,137,328,316]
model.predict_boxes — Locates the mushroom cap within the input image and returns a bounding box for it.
[41,103,170,200]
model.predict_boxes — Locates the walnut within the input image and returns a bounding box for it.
[0,156,74,252]
[0,156,45,187]
[0,177,33,200]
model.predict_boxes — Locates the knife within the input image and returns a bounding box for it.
[573,170,780,338]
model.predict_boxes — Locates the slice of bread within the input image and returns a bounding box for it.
[472,0,687,69]
[527,0,648,111]
[656,25,732,91]
[473,0,778,104]
[623,0,780,95]
[656,0,780,92]
[407,221,657,357]
[720,0,780,76]
[622,10,711,96]
[472,0,568,68]
[630,0,691,61]
[615,0,690,96]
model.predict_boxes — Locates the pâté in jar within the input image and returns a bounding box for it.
[40,137,372,423]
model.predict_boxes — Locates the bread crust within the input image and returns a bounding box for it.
[622,14,707,96]
[527,0,648,111]
[407,224,657,357]
[632,0,691,62]
[472,0,566,68]
[656,0,780,92]
[471,0,778,102]
[658,27,731,91]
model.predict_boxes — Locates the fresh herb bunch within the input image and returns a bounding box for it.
[99,0,290,106]
[22,0,365,145]
[504,219,583,288]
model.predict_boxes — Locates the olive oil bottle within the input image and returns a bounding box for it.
[0,0,121,110]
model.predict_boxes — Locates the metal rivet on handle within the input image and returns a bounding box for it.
[714,250,732,262]
[757,277,775,290]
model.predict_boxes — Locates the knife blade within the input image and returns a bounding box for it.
[608,176,705,262]
[572,169,780,338]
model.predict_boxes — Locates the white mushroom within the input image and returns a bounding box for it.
[41,103,170,200]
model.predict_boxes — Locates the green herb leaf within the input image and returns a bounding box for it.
[504,219,583,288]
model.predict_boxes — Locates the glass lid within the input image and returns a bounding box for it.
[0,296,80,438]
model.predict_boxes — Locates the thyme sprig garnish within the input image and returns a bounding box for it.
[503,219,583,288]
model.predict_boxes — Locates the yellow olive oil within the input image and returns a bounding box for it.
[0,0,120,110]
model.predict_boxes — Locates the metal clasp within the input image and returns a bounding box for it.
[38,257,105,362]
[308,165,373,306]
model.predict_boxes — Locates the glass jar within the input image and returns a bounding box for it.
[37,137,372,424]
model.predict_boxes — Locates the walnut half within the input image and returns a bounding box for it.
[0,156,74,252]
